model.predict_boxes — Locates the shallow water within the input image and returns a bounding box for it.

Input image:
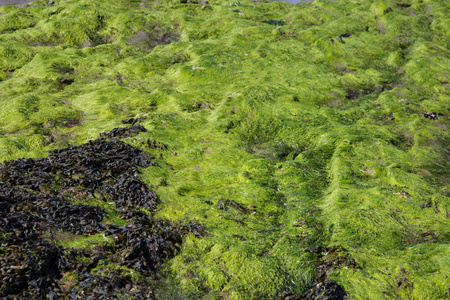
[0,0,35,7]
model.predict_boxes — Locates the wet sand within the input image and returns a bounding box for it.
[0,0,36,8]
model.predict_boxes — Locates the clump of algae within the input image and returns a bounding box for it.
[0,0,449,298]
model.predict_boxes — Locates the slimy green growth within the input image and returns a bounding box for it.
[0,0,449,298]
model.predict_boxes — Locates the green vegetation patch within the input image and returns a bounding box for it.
[0,0,449,298]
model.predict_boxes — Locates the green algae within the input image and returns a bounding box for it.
[0,0,449,298]
[58,232,112,249]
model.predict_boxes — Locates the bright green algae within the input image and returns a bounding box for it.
[0,0,449,298]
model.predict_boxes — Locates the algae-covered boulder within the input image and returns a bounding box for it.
[0,0,449,299]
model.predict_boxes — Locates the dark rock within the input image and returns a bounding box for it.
[60,78,74,85]
[339,32,353,43]
[422,112,438,120]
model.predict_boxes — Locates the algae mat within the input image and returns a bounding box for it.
[0,0,449,298]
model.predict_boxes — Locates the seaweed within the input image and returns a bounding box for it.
[0,133,205,298]
[279,246,356,299]
[0,136,157,212]
[263,19,284,26]
[0,0,449,298]
[100,124,147,139]
[67,271,155,300]
[121,116,147,125]
[0,138,156,207]
[0,212,68,298]
[217,198,250,214]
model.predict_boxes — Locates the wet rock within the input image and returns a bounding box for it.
[422,112,438,120]
[338,32,353,43]
[60,78,74,85]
